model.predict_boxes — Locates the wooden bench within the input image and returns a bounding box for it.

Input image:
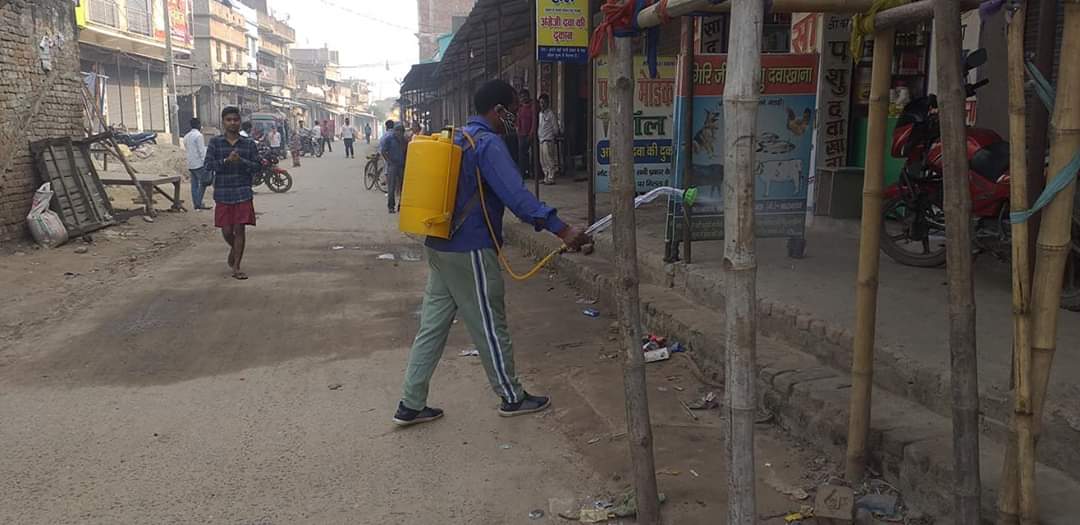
[99,175,185,216]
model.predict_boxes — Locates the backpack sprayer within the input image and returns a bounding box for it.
[398,128,698,281]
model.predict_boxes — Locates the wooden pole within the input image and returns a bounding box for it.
[586,0,597,227]
[997,5,1037,524]
[532,0,542,198]
[844,28,893,483]
[723,0,762,522]
[609,18,661,525]
[676,16,695,263]
[934,1,982,522]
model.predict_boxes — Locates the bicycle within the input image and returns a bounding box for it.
[364,153,388,192]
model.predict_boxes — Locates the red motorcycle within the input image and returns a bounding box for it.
[880,49,1080,309]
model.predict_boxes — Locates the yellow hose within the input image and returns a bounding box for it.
[464,131,565,281]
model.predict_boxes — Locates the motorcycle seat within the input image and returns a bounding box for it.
[970,140,1009,183]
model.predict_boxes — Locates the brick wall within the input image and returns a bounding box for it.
[0,0,84,243]
[416,0,476,61]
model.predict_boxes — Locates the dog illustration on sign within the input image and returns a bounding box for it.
[692,107,721,157]
[757,159,803,198]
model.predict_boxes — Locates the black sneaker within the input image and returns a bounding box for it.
[393,402,444,427]
[498,392,550,417]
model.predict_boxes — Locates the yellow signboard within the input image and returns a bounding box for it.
[536,0,589,63]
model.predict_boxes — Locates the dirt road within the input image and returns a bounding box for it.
[1,144,832,524]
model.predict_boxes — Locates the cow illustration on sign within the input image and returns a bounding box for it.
[757,159,803,198]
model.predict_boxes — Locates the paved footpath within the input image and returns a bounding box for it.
[0,145,824,524]
[508,179,1080,519]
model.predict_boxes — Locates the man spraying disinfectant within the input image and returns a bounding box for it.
[392,80,591,426]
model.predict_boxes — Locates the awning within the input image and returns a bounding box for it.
[433,0,533,80]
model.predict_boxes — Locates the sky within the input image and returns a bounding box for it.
[267,0,421,101]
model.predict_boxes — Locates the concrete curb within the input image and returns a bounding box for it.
[579,224,1080,482]
[504,222,1080,522]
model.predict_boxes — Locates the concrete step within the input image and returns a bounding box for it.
[505,223,1080,522]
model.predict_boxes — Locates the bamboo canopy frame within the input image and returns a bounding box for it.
[601,0,1017,521]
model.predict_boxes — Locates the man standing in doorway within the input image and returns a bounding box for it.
[379,120,405,214]
[393,80,591,427]
[516,89,536,179]
[321,119,333,153]
[204,106,259,280]
[342,118,358,158]
[537,94,562,185]
[364,122,373,144]
[184,118,211,210]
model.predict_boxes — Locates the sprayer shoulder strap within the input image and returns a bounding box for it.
[450,129,492,237]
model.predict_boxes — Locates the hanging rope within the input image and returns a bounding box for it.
[587,0,672,78]
[849,0,908,64]
[1010,60,1080,224]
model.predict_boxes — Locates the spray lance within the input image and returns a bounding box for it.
[584,186,698,237]
[480,184,699,281]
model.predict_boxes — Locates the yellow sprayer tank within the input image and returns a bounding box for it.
[399,130,463,239]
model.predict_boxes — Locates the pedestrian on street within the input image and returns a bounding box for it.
[288,124,302,167]
[516,89,536,179]
[321,119,333,153]
[240,121,252,139]
[393,80,591,427]
[342,118,358,159]
[379,120,405,214]
[537,94,562,185]
[364,122,373,144]
[204,106,260,281]
[183,118,212,210]
[267,126,283,159]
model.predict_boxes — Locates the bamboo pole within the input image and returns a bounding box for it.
[609,19,661,525]
[844,28,893,484]
[934,1,982,522]
[1010,3,1080,524]
[996,5,1037,524]
[723,1,762,522]
[1023,0,1059,270]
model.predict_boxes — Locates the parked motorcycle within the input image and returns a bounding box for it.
[252,144,294,193]
[880,49,1080,310]
[111,126,158,149]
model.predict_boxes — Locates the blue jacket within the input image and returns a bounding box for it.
[425,117,567,253]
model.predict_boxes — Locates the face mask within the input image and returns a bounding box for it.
[496,105,517,132]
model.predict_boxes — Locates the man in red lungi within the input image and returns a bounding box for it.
[204,106,259,280]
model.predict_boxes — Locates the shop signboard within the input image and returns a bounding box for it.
[666,53,819,240]
[817,15,852,170]
[154,0,193,48]
[536,0,589,64]
[593,55,677,193]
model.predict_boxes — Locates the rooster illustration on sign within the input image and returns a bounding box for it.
[786,107,812,136]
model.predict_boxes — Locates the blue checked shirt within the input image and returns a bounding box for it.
[204,135,260,204]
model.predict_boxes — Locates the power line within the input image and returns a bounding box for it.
[307,0,439,36]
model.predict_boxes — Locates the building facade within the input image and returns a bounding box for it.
[416,0,476,62]
[0,0,86,242]
[76,0,195,139]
